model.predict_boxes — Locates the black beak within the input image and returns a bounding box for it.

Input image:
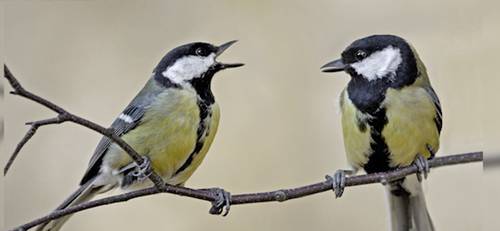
[321,59,346,73]
[215,40,244,70]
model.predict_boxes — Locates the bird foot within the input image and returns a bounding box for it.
[201,188,231,216]
[325,169,354,198]
[413,154,430,182]
[131,156,152,181]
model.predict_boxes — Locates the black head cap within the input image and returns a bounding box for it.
[341,35,414,66]
[153,42,218,73]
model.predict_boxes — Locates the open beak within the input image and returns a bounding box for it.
[215,40,244,70]
[321,59,346,73]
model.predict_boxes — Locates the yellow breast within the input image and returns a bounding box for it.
[340,90,373,169]
[340,80,440,170]
[104,88,220,186]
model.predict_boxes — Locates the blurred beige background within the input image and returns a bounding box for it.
[2,1,498,230]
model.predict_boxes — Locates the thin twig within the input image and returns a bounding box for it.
[4,116,65,175]
[10,152,482,231]
[3,65,165,187]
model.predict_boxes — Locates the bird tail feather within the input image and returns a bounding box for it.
[386,175,434,231]
[36,178,100,231]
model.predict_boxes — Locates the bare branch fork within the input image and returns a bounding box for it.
[3,65,483,231]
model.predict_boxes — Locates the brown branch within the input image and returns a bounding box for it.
[3,65,165,187]
[10,152,482,231]
[4,64,484,231]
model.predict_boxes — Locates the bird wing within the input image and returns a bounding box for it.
[79,78,164,185]
[424,86,442,134]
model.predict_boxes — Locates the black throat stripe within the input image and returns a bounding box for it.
[347,77,392,173]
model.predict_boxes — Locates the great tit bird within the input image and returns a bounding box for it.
[321,35,441,231]
[37,41,243,231]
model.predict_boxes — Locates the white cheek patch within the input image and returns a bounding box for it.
[162,54,215,83]
[351,46,402,81]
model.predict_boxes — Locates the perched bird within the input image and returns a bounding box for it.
[37,41,243,231]
[321,35,441,231]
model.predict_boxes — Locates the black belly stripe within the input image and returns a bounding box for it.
[363,108,392,174]
[174,99,211,175]
[346,76,394,174]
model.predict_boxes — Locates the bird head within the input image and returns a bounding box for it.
[321,35,420,87]
[155,40,244,85]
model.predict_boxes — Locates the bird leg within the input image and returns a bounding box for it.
[325,169,356,198]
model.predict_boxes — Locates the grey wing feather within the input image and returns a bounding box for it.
[424,86,442,133]
[79,77,164,185]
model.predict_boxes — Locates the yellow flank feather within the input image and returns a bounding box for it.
[169,103,220,185]
[101,87,220,187]
[382,78,440,167]
[340,90,372,169]
[382,48,440,167]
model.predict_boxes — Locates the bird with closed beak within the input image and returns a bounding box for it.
[37,41,243,231]
[321,35,441,231]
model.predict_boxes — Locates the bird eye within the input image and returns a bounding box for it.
[195,47,205,56]
[355,50,367,61]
